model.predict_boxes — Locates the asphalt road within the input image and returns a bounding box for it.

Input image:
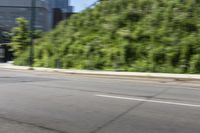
[0,68,200,133]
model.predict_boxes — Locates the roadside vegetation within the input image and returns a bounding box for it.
[10,18,30,65]
[10,18,42,65]
[11,0,200,73]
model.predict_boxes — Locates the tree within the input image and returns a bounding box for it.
[10,17,43,65]
[10,18,30,58]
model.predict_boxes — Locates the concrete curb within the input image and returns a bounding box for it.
[0,63,200,81]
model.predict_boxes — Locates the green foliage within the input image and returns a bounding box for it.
[13,50,29,66]
[189,54,200,73]
[10,18,30,61]
[16,0,200,73]
[10,18,43,65]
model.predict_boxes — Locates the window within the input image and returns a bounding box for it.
[0,48,5,58]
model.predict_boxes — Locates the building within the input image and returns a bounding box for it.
[48,0,73,13]
[0,0,73,31]
[48,0,74,27]
[0,0,51,31]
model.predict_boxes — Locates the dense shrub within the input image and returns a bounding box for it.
[14,0,200,73]
[189,54,200,73]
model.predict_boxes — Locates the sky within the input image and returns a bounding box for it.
[70,0,97,12]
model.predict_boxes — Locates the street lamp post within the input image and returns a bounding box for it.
[29,0,36,67]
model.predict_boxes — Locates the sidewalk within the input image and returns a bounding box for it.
[0,63,200,81]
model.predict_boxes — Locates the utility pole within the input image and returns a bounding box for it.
[29,0,36,67]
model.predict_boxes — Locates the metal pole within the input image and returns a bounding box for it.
[29,0,36,67]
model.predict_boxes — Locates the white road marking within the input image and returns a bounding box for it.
[96,94,200,108]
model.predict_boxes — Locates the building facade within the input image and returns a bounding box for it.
[48,0,74,27]
[48,0,73,12]
[0,0,73,31]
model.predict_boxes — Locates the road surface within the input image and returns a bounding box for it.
[0,68,200,133]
